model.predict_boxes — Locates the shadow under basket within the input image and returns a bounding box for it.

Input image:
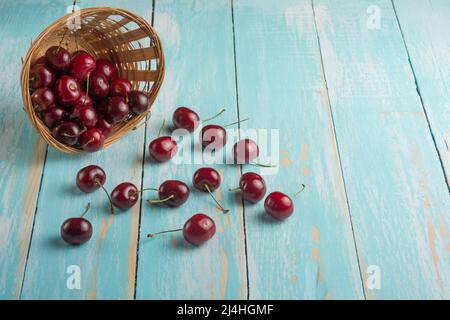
[20,7,165,153]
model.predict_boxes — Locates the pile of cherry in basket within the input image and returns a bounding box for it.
[30,46,150,152]
[60,103,306,246]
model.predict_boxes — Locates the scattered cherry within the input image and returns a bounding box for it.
[128,91,149,114]
[264,184,306,220]
[111,182,139,210]
[147,213,216,246]
[230,172,266,203]
[200,125,226,149]
[31,87,55,111]
[80,128,105,153]
[233,138,259,164]
[76,165,106,193]
[94,59,118,81]
[193,167,229,213]
[89,73,110,100]
[54,75,82,107]
[52,121,82,146]
[172,107,200,132]
[106,96,129,123]
[71,105,98,128]
[70,51,96,82]
[149,136,178,162]
[149,120,178,162]
[110,77,132,98]
[147,180,190,207]
[42,107,67,129]
[30,63,55,89]
[173,107,226,133]
[60,203,93,245]
[45,46,71,74]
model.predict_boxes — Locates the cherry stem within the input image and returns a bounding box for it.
[292,184,306,198]
[80,202,91,218]
[203,108,226,123]
[204,184,229,214]
[132,111,152,130]
[229,187,241,192]
[147,228,183,238]
[157,119,166,137]
[95,179,115,215]
[80,138,94,149]
[250,162,277,168]
[147,194,175,204]
[62,127,86,138]
[85,73,90,101]
[223,117,249,128]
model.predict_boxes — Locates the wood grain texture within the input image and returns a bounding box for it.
[135,0,248,300]
[314,0,450,299]
[392,0,450,188]
[0,0,65,299]
[233,0,364,299]
[20,0,153,300]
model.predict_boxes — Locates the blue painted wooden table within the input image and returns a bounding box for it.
[0,0,449,300]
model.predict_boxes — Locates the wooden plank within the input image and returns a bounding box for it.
[314,0,450,299]
[20,0,153,299]
[135,0,247,299]
[233,0,364,299]
[393,0,450,188]
[0,0,67,300]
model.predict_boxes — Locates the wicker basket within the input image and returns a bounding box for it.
[20,7,165,153]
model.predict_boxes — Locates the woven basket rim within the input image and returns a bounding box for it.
[21,6,165,154]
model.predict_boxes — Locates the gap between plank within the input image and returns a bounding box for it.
[310,0,367,299]
[133,0,156,300]
[391,0,450,194]
[231,0,250,300]
[19,144,49,299]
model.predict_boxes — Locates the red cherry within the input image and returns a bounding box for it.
[111,182,139,210]
[149,136,178,162]
[264,192,294,220]
[89,73,110,100]
[52,121,82,146]
[233,139,259,164]
[76,165,106,193]
[31,87,55,111]
[106,96,129,123]
[232,172,266,203]
[147,213,216,246]
[200,125,227,149]
[33,56,47,66]
[45,46,71,74]
[96,116,114,138]
[54,76,82,107]
[128,91,149,114]
[71,105,98,128]
[30,64,55,89]
[42,107,67,129]
[110,77,132,98]
[172,107,200,132]
[70,52,96,82]
[147,180,190,207]
[183,214,216,246]
[60,203,93,245]
[193,167,228,213]
[264,185,305,220]
[77,91,94,108]
[94,59,118,81]
[80,128,104,152]
[193,167,221,192]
